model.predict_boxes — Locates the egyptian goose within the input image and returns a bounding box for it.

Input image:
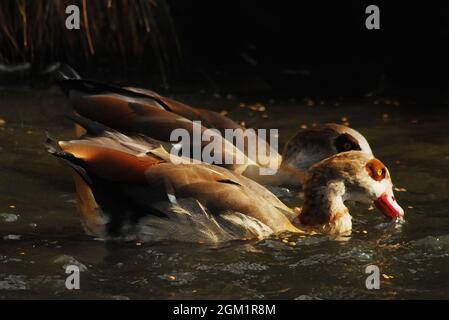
[57,78,373,187]
[46,121,403,243]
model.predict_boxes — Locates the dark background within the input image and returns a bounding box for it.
[169,0,449,99]
[1,0,448,101]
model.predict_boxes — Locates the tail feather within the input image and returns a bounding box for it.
[58,78,173,113]
[44,133,93,186]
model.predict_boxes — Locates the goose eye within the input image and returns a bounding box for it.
[365,159,387,182]
[335,133,361,153]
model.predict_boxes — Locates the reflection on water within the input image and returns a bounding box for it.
[1,86,449,299]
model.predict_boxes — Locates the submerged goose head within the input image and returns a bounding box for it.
[282,123,373,171]
[297,151,404,234]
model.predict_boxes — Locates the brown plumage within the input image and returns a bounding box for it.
[46,131,300,242]
[46,126,404,242]
[58,78,372,187]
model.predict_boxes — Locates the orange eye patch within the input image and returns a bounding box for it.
[365,159,387,181]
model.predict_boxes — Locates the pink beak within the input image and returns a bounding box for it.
[374,189,405,220]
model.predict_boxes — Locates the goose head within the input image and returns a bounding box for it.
[282,124,373,171]
[297,151,404,234]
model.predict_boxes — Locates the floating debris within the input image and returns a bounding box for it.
[300,124,308,129]
[407,206,414,209]
[0,118,5,126]
[168,275,176,281]
[248,103,266,112]
[394,187,407,192]
[9,205,16,209]
[382,273,394,280]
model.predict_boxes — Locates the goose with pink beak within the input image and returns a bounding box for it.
[297,151,405,234]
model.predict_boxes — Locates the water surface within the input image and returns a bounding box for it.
[1,86,449,299]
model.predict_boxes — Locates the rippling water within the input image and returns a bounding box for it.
[1,86,449,299]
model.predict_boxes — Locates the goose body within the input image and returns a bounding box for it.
[47,121,403,243]
[46,131,300,243]
[58,78,372,187]
[48,70,403,243]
